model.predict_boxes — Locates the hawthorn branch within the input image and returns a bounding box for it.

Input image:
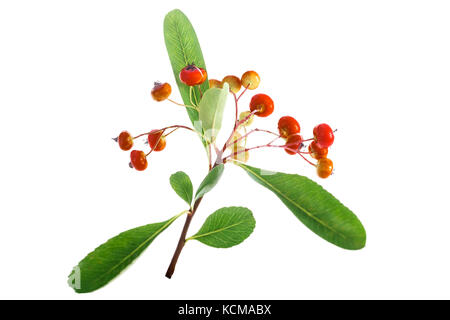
[165,196,203,279]
[165,158,221,279]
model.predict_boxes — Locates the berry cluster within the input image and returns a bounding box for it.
[115,65,336,179]
[278,120,335,179]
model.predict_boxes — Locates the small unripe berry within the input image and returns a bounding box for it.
[148,130,166,151]
[209,79,223,89]
[308,141,328,160]
[222,75,242,94]
[241,71,260,90]
[130,150,148,171]
[239,111,254,126]
[284,134,303,155]
[151,82,171,101]
[316,158,333,178]
[118,131,133,151]
[250,93,274,117]
[278,116,300,139]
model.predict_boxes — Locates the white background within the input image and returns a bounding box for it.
[1,0,449,299]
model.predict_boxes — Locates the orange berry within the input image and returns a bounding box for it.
[118,131,133,151]
[308,141,328,160]
[199,68,207,84]
[209,79,223,89]
[222,75,242,93]
[316,158,333,178]
[278,116,300,139]
[249,93,274,117]
[179,65,206,86]
[151,82,171,101]
[284,134,303,155]
[241,71,260,90]
[130,150,148,171]
[148,130,166,152]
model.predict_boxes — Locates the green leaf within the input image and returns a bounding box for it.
[189,207,255,248]
[163,9,210,130]
[238,164,366,250]
[194,164,224,201]
[170,171,194,206]
[198,83,229,142]
[68,212,185,293]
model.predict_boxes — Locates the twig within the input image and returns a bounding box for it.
[165,161,220,278]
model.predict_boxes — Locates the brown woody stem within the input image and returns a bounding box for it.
[165,196,203,279]
[165,157,222,279]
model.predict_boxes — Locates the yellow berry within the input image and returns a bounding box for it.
[241,71,260,90]
[209,79,223,89]
[222,75,242,93]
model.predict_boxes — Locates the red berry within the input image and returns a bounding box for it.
[118,131,133,151]
[317,158,333,178]
[179,64,206,86]
[148,130,166,151]
[284,134,303,155]
[249,94,274,117]
[308,141,328,160]
[151,82,171,101]
[278,116,300,139]
[313,123,334,148]
[130,150,148,171]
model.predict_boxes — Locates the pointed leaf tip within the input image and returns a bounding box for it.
[237,163,366,250]
[194,164,225,201]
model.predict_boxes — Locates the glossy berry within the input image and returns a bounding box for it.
[209,79,223,89]
[316,158,333,179]
[313,123,334,148]
[249,93,274,117]
[238,111,254,127]
[278,116,300,139]
[151,82,171,101]
[118,131,133,151]
[241,71,260,90]
[130,150,148,171]
[308,141,328,160]
[284,134,303,155]
[222,75,242,94]
[179,65,206,86]
[147,130,166,152]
